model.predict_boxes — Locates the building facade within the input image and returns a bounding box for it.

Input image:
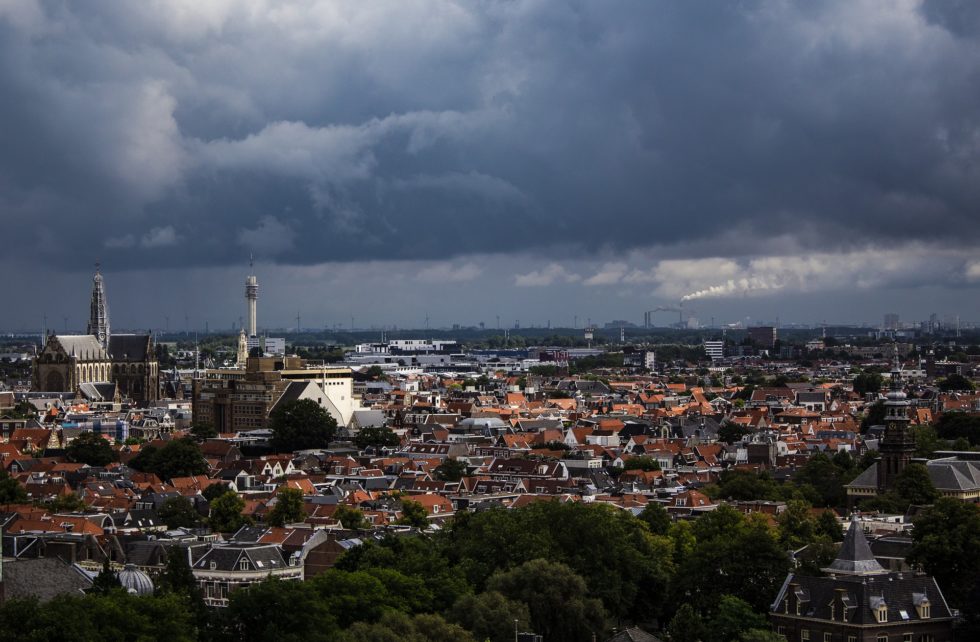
[31,268,159,404]
[192,356,357,432]
[770,518,955,642]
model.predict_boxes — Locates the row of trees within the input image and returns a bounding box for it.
[1,493,978,640]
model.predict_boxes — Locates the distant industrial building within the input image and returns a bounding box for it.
[748,326,777,349]
[703,341,724,361]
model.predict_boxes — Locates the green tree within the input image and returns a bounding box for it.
[219,576,336,642]
[934,412,980,446]
[908,499,980,611]
[674,507,790,613]
[445,501,673,625]
[938,373,975,392]
[354,426,400,450]
[334,534,471,612]
[638,502,671,536]
[209,491,249,533]
[44,492,87,512]
[667,603,706,642]
[718,422,750,444]
[433,458,468,482]
[861,401,886,432]
[335,611,476,642]
[488,559,606,642]
[334,504,370,530]
[267,487,306,527]
[793,452,847,507]
[189,422,218,441]
[450,590,530,642]
[269,399,337,452]
[202,481,232,502]
[708,469,780,502]
[91,558,121,594]
[158,496,202,529]
[66,432,117,467]
[156,548,199,596]
[776,500,817,549]
[129,438,208,480]
[397,499,429,528]
[893,463,939,505]
[0,469,28,504]
[852,372,883,396]
[622,456,662,471]
[915,424,944,458]
[816,510,843,542]
[706,594,768,642]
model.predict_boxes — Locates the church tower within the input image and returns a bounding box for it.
[877,351,915,491]
[87,263,110,350]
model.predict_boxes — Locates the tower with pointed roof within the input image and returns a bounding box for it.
[770,516,954,640]
[87,263,110,350]
[877,352,915,491]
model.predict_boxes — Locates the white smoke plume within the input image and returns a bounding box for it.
[680,275,785,302]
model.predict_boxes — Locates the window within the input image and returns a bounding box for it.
[847,637,856,642]
[877,606,888,623]
[877,636,887,642]
[824,634,832,642]
[903,634,912,642]
[777,627,785,636]
[239,558,249,571]
[801,630,809,641]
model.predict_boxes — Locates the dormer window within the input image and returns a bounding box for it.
[209,561,217,570]
[876,605,888,623]
[239,558,249,571]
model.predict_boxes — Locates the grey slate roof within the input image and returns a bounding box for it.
[846,462,878,489]
[1,557,93,601]
[926,458,980,492]
[824,518,888,575]
[53,335,108,361]
[193,543,289,572]
[773,571,952,625]
[109,334,152,361]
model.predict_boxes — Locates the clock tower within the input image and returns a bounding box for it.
[877,353,915,491]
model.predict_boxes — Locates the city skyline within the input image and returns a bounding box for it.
[3,2,980,329]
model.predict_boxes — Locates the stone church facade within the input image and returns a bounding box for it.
[32,268,159,405]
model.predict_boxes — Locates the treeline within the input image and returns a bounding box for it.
[0,501,795,642]
[2,496,978,641]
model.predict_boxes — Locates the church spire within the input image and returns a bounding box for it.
[87,262,110,349]
[823,516,887,575]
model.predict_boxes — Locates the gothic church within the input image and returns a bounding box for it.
[32,268,159,405]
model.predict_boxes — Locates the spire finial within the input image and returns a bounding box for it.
[95,260,101,274]
[249,253,254,270]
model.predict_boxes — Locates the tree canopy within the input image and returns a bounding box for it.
[353,427,400,450]
[65,432,117,467]
[129,438,208,480]
[267,487,306,527]
[269,399,337,452]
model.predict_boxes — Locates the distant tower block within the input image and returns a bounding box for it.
[245,258,258,337]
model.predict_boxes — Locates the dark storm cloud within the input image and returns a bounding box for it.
[2,0,980,272]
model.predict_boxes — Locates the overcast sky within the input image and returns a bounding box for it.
[3,0,980,333]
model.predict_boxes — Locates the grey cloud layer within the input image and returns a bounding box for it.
[2,0,980,274]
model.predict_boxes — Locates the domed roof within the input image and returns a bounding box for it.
[117,563,154,595]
